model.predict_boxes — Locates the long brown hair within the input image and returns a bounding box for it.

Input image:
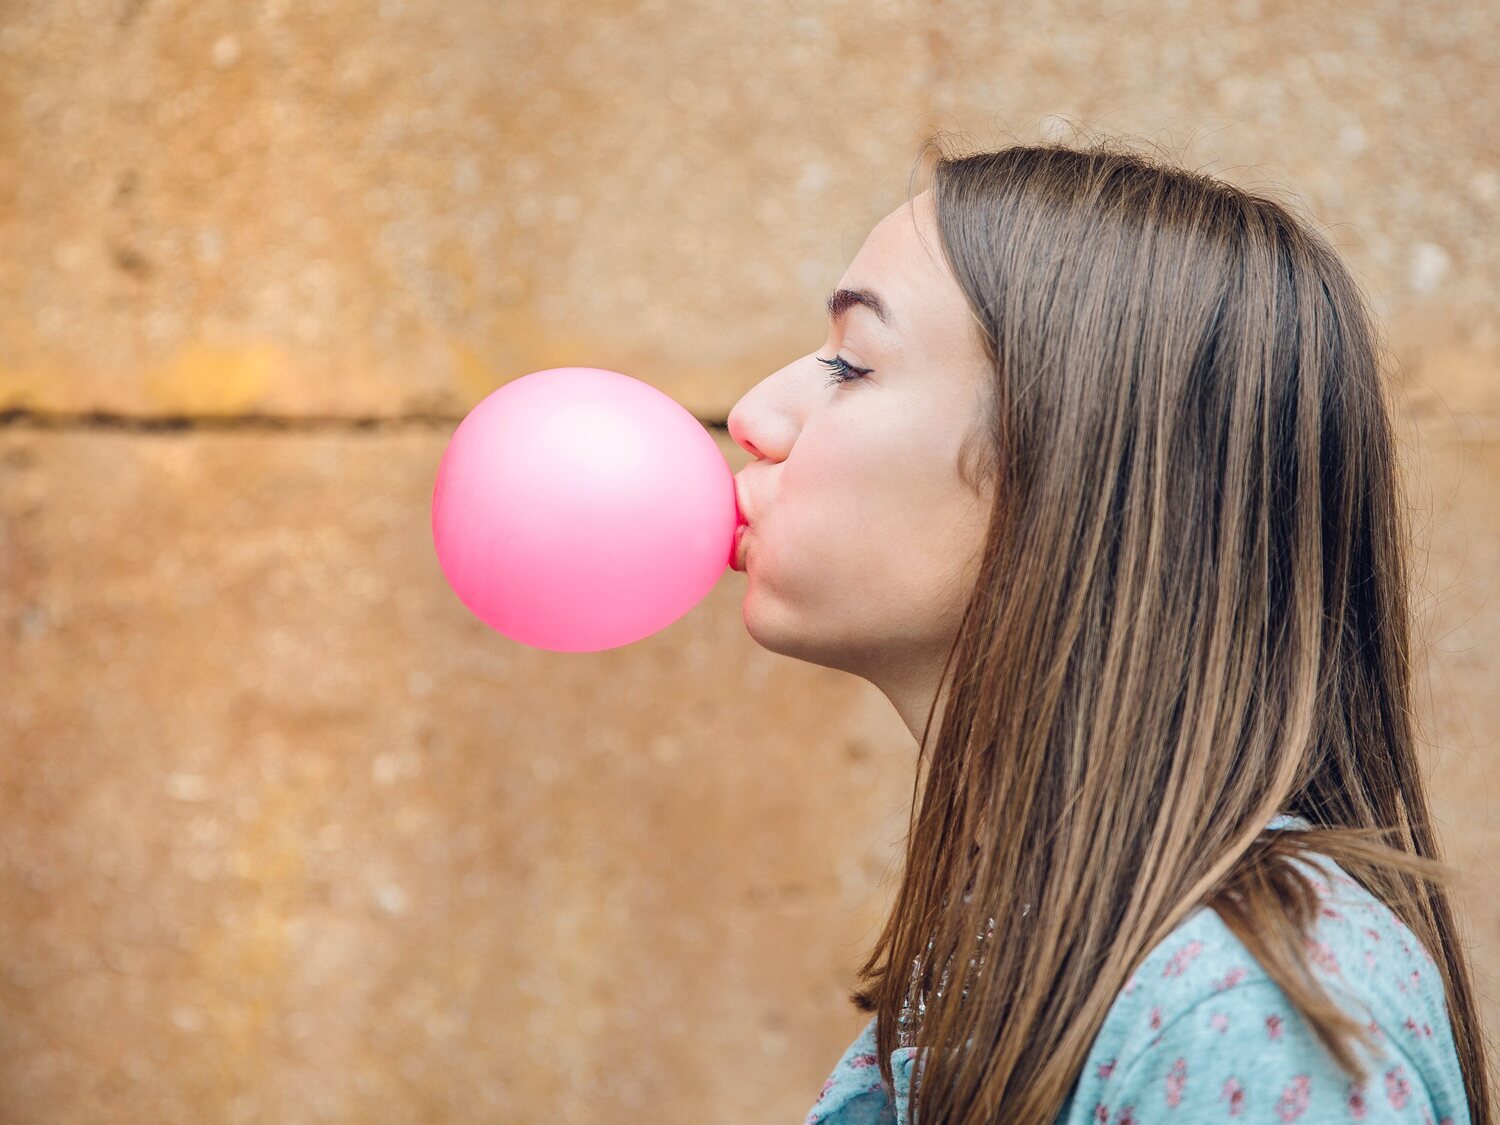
[847,132,1494,1123]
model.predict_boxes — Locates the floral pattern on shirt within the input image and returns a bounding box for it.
[803,816,1470,1124]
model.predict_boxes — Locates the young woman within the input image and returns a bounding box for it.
[725,137,1492,1123]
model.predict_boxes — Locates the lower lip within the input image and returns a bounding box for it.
[732,524,749,571]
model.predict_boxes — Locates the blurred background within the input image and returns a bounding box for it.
[0,0,1495,1121]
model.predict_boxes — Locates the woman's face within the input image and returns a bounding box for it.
[727,189,995,740]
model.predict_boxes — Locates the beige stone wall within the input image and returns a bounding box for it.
[1,1,1495,1120]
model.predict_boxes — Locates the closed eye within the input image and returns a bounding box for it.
[817,354,871,387]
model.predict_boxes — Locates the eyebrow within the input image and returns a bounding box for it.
[826,287,895,330]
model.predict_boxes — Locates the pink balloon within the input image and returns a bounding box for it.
[431,367,742,652]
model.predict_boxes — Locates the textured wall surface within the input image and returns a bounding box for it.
[1,0,1496,1121]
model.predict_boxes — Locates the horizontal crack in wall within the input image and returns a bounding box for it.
[0,408,731,432]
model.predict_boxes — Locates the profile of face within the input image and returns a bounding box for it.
[727,190,995,740]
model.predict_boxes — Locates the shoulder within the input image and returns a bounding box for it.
[803,1015,897,1125]
[1059,851,1470,1123]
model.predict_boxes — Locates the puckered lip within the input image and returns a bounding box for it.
[733,477,753,528]
[730,524,748,572]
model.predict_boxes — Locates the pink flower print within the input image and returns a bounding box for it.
[1093,1104,1109,1123]
[1385,1065,1411,1109]
[1346,1081,1368,1119]
[1364,950,1377,971]
[1097,1058,1117,1079]
[1220,1076,1245,1116]
[1409,969,1422,989]
[1266,1013,1285,1040]
[1123,973,1138,996]
[1213,965,1248,991]
[1320,905,1344,920]
[1149,1005,1163,1031]
[848,1053,878,1069]
[1275,1075,1312,1121]
[818,1076,836,1099]
[1401,1016,1432,1038]
[1304,938,1340,974]
[1114,1108,1137,1125]
[1164,1058,1187,1108]
[1364,927,1382,943]
[1209,1011,1230,1033]
[1162,939,1205,977]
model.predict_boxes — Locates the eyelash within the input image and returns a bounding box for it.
[817,354,872,387]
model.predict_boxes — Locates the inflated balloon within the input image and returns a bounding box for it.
[431,366,743,652]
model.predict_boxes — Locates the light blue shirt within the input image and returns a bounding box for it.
[804,815,1470,1123]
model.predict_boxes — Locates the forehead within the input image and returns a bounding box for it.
[840,192,979,362]
[846,192,943,289]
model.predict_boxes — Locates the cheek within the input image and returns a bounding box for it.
[773,398,978,594]
[883,539,973,621]
[870,474,989,618]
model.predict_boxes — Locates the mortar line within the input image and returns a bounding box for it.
[0,408,733,432]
